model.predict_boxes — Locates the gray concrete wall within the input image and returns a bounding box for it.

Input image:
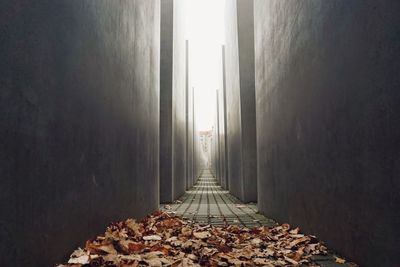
[160,0,174,203]
[236,0,257,202]
[225,0,243,199]
[211,126,218,178]
[161,0,195,199]
[193,112,202,183]
[161,1,200,196]
[224,0,257,202]
[186,45,194,190]
[0,1,160,266]
[254,1,400,266]
[172,0,187,199]
[221,46,229,190]
[213,95,221,183]
[217,89,227,188]
[194,90,202,184]
[212,93,218,181]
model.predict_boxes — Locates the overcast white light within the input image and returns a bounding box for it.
[183,0,226,131]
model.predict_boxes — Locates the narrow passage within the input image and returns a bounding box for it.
[161,169,357,267]
[163,169,275,227]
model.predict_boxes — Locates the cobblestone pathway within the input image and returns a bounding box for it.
[162,169,275,227]
[161,169,356,267]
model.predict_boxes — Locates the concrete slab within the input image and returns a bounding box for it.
[0,1,160,265]
[224,0,257,203]
[254,1,400,266]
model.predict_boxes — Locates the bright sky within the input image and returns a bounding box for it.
[183,0,226,131]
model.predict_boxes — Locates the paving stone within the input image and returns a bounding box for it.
[161,169,354,266]
[165,169,276,227]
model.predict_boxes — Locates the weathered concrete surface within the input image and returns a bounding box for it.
[210,123,216,177]
[159,0,186,201]
[193,112,202,183]
[171,0,187,199]
[212,95,221,184]
[221,46,229,190]
[254,1,400,266]
[225,0,242,200]
[0,1,160,266]
[216,88,227,188]
[186,42,195,190]
[160,0,174,203]
[236,0,257,202]
[160,0,202,198]
[161,1,196,200]
[224,0,257,202]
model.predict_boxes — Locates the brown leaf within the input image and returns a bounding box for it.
[128,242,145,253]
[181,226,192,237]
[284,256,299,265]
[60,211,354,267]
[287,236,310,249]
[253,258,274,266]
[335,256,346,264]
[193,231,211,239]
[86,240,118,255]
[67,248,90,264]
[143,235,162,241]
[150,244,171,255]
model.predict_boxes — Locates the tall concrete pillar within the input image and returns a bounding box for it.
[224,0,257,202]
[185,40,194,190]
[160,0,174,203]
[237,0,257,202]
[216,87,227,188]
[172,0,188,199]
[192,87,197,184]
[192,86,196,185]
[221,45,229,190]
[160,0,188,201]
[215,90,221,183]
[0,1,161,265]
[254,1,400,266]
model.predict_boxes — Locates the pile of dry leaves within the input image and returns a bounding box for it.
[56,211,339,267]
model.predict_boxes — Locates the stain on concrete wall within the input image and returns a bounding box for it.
[0,1,160,265]
[254,1,400,266]
[224,0,257,202]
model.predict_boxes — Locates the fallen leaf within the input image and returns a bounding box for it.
[67,248,90,264]
[181,226,192,237]
[143,235,162,241]
[58,211,357,267]
[128,242,145,252]
[250,238,263,246]
[86,241,118,255]
[335,256,346,264]
[193,231,211,239]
